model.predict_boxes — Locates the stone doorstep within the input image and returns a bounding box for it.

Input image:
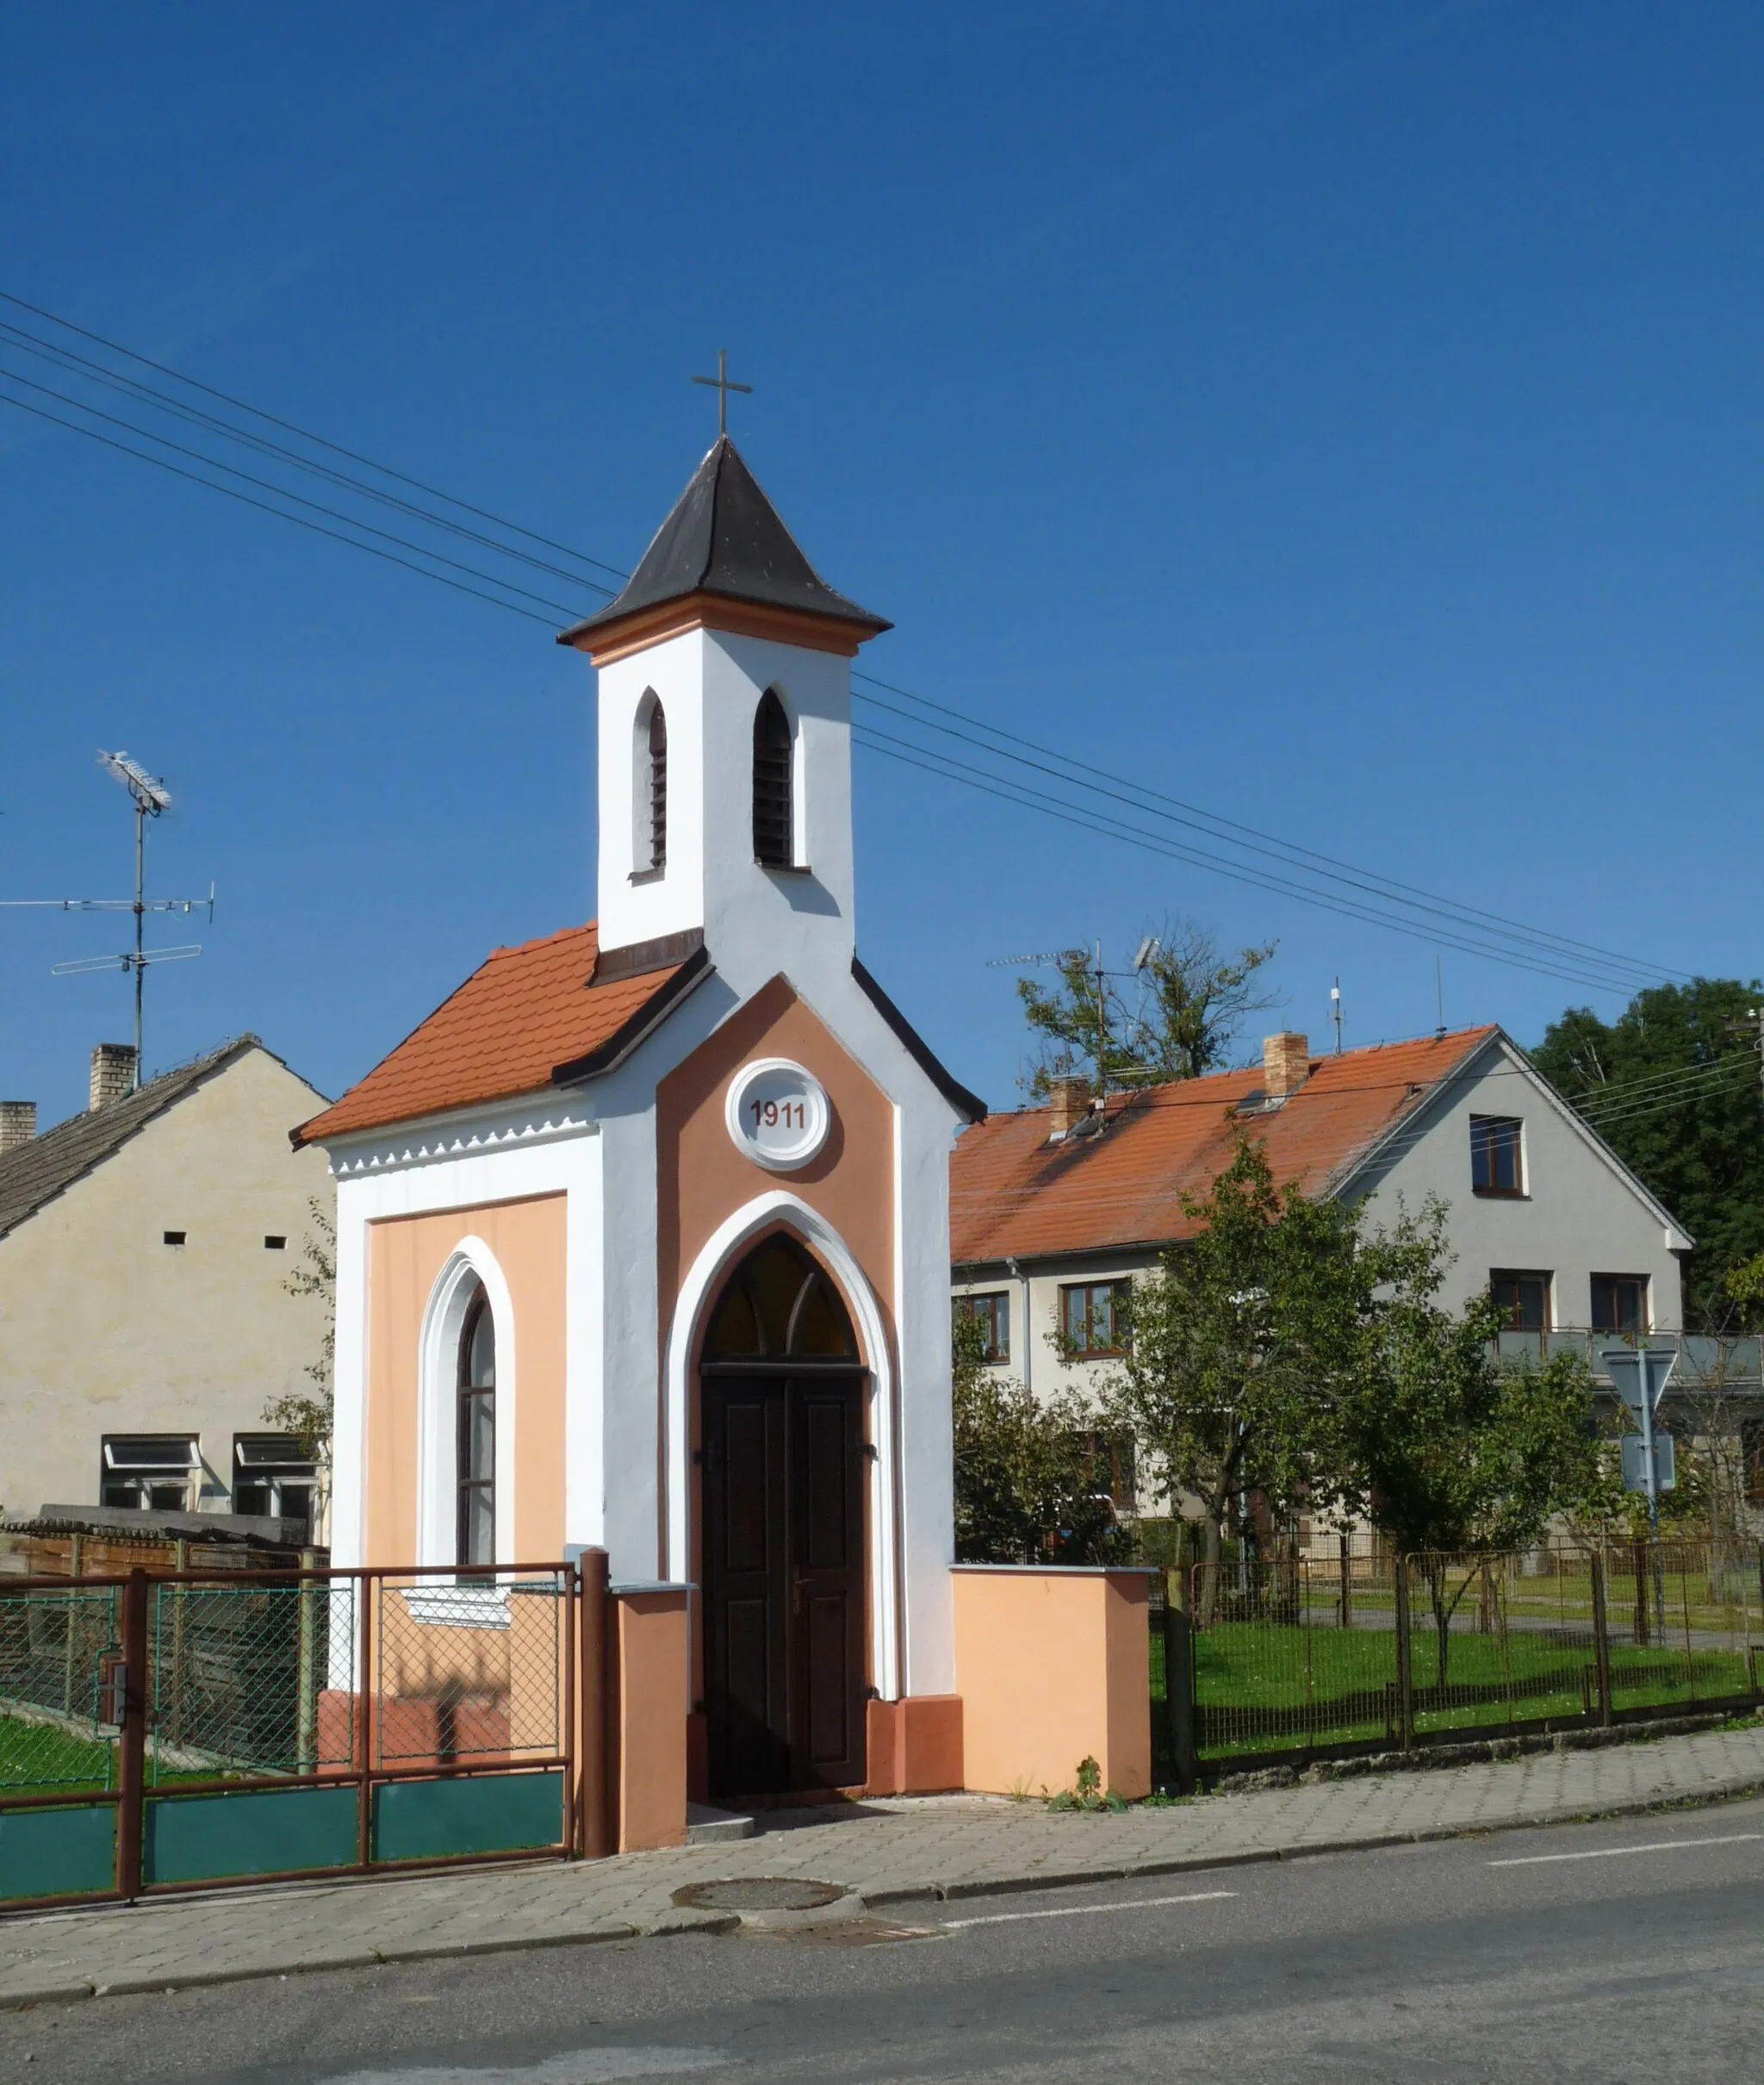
[3,1752,1764,2012]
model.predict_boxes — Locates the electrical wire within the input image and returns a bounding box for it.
[0,363,588,620]
[0,284,1692,1009]
[0,288,628,582]
[0,316,618,601]
[854,723,1659,998]
[854,668,1686,991]
[0,384,562,626]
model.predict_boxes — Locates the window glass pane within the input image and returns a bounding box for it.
[788,1275,854,1357]
[464,1391,495,1484]
[705,1281,761,1357]
[1471,1117,1523,1192]
[235,1480,272,1516]
[463,1484,494,1567]
[467,1304,495,1390]
[146,1482,189,1511]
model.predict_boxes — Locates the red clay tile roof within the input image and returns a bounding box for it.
[950,1027,1498,1265]
[294,923,693,1146]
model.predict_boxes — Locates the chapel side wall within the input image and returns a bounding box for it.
[0,1049,331,1522]
[363,1194,567,1567]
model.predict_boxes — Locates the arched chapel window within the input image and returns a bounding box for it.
[635,694,667,874]
[752,689,793,868]
[457,1287,496,1568]
[703,1235,856,1360]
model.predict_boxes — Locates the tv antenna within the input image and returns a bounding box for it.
[0,751,214,1091]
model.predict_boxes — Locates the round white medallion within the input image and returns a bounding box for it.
[725,1058,831,1172]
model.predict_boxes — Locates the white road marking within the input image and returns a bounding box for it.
[1488,1832,1762,1869]
[319,2050,729,2084]
[941,1889,1238,1929]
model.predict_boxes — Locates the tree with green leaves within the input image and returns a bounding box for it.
[1341,1216,1613,1687]
[1531,979,1764,1323]
[262,1196,335,1460]
[1016,918,1277,1099]
[951,1313,1126,1565]
[1090,1136,1388,1611]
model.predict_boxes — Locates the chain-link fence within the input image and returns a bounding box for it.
[1159,1538,1764,1777]
[148,1575,357,1781]
[0,1584,123,1793]
[1,1560,581,1911]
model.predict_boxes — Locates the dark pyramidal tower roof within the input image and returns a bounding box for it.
[559,436,889,645]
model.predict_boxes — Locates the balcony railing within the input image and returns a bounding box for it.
[1495,1329,1763,1391]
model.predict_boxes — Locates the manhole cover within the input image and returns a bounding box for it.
[672,1877,847,1911]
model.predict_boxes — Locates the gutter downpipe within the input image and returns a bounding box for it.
[1007,1257,1032,1397]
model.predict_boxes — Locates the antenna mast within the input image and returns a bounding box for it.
[0,750,214,1091]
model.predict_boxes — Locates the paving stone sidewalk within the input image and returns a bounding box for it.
[4,1721,1764,2009]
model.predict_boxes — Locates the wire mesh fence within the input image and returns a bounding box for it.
[371,1571,569,1770]
[1160,1538,1764,1774]
[0,1585,122,1793]
[148,1575,357,1782]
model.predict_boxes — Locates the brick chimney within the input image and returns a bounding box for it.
[0,1101,35,1155]
[1047,1074,1092,1141]
[1263,1031,1312,1102]
[89,1043,138,1111]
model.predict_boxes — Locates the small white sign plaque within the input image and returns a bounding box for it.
[725,1057,831,1172]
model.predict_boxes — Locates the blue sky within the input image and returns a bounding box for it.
[3,2,1761,1127]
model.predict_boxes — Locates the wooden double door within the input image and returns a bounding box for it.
[700,1370,867,1797]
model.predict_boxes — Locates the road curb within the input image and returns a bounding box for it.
[4,1770,1762,2007]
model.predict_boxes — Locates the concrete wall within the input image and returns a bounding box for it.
[953,1565,1152,1799]
[0,1047,332,1522]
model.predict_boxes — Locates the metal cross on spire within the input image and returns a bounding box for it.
[691,349,752,437]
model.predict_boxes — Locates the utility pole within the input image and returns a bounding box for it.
[1093,941,1109,1098]
[1330,979,1343,1055]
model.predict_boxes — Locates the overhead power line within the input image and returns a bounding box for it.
[0,285,1687,1008]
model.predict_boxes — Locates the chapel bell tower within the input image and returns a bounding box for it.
[558,439,891,986]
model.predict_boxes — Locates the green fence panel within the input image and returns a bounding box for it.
[373,1770,563,1864]
[144,1784,358,1886]
[0,1804,115,1903]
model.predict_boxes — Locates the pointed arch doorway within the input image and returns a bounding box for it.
[699,1232,867,1797]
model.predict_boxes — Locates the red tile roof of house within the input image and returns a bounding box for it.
[294,922,695,1146]
[950,1027,1498,1265]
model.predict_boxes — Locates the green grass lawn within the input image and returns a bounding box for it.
[0,1711,116,1794]
[1154,1619,1759,1761]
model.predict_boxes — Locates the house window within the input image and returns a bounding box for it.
[100,1435,198,1511]
[1591,1274,1649,1336]
[233,1435,320,1542]
[264,1235,287,1251]
[1470,1117,1525,1195]
[1491,1269,1552,1332]
[457,1288,496,1569]
[752,688,793,868]
[953,1291,1011,1363]
[1060,1279,1130,1356]
[1080,1431,1137,1510]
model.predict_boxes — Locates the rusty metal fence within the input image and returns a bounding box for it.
[0,1559,604,1911]
[1152,1539,1764,1783]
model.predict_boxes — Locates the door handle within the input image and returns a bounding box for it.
[791,1568,805,1615]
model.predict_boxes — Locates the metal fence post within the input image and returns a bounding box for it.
[296,1550,317,1773]
[1393,1557,1414,1752]
[1161,1573,1199,1794]
[1632,1539,1650,1648]
[1589,1549,1612,1727]
[1339,1530,1351,1628]
[113,1567,149,1899]
[576,1548,611,1858]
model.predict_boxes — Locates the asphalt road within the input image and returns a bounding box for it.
[5,1797,1764,2084]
